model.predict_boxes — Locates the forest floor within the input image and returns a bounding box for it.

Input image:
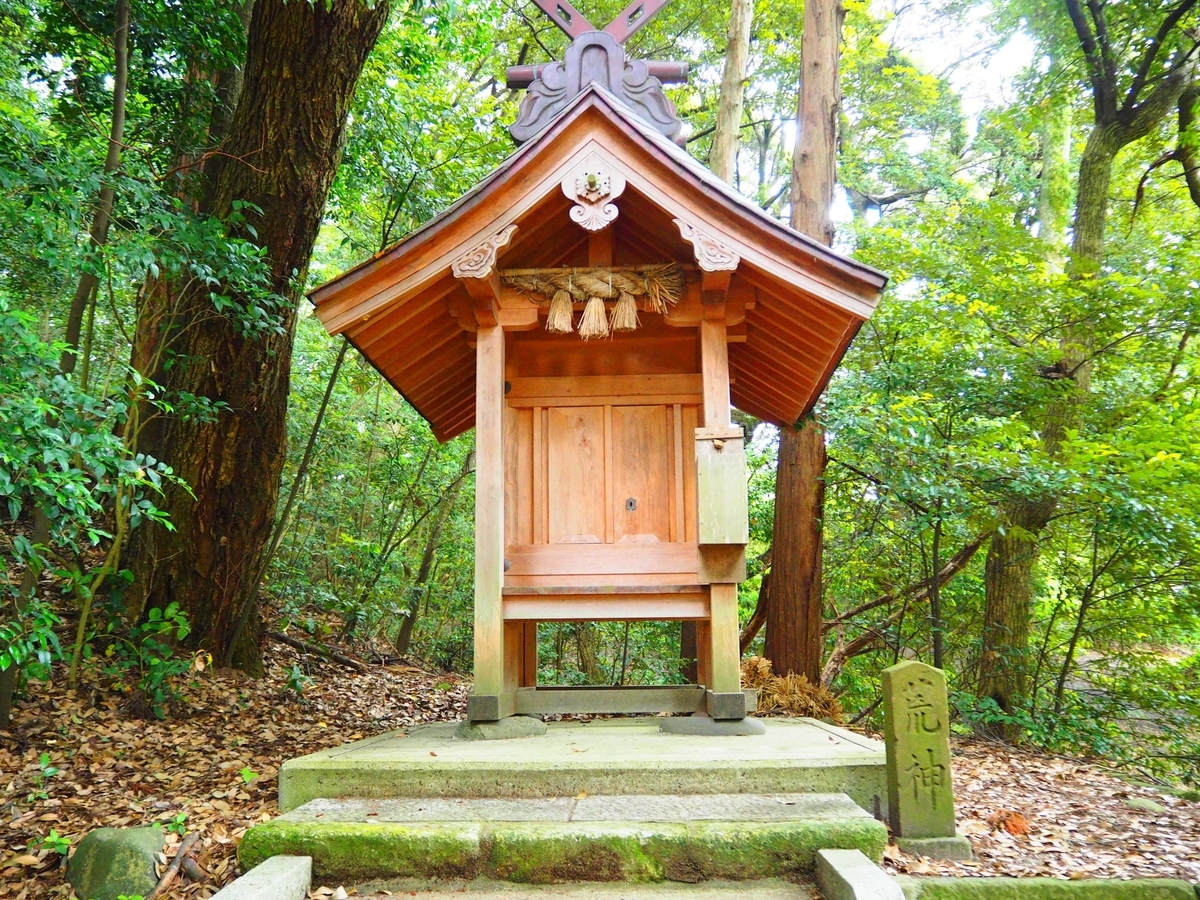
[2,637,1199,899]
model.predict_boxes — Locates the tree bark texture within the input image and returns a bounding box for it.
[765,419,826,682]
[765,0,842,681]
[125,0,390,672]
[575,622,605,684]
[709,0,754,183]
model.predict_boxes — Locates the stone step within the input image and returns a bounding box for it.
[278,717,887,815]
[240,792,887,885]
[351,878,815,900]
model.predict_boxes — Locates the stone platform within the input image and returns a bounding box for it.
[278,716,887,816]
[240,792,887,883]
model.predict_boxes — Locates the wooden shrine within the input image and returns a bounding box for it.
[308,0,887,723]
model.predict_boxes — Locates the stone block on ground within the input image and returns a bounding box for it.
[213,855,312,900]
[815,849,904,900]
[881,661,956,840]
[456,716,548,741]
[659,715,766,736]
[894,875,1196,899]
[895,834,973,861]
[66,826,164,900]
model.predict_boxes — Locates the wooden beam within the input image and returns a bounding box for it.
[589,227,614,266]
[473,323,505,701]
[452,225,517,329]
[515,685,706,716]
[700,318,731,428]
[464,270,502,326]
[521,621,538,687]
[503,596,708,621]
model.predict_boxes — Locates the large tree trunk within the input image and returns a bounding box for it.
[709,0,754,183]
[575,623,605,684]
[765,420,826,681]
[125,0,390,672]
[764,0,843,682]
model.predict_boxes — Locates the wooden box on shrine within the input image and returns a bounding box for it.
[308,24,886,723]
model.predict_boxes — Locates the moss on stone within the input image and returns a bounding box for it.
[895,876,1197,900]
[66,827,164,900]
[488,823,672,883]
[680,820,888,879]
[239,815,888,884]
[238,821,484,881]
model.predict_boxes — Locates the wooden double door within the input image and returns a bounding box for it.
[503,374,702,591]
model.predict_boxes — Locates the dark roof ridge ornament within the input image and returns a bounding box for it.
[506,0,688,146]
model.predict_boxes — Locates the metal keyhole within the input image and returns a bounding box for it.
[625,497,637,512]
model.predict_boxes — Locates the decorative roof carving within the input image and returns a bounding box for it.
[674,219,740,271]
[451,224,518,279]
[561,154,627,231]
[510,33,683,145]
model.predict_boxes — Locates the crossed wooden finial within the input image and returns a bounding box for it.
[507,0,686,145]
[530,0,673,44]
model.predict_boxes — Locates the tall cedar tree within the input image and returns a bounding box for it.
[977,0,1197,730]
[125,0,390,672]
[763,0,843,682]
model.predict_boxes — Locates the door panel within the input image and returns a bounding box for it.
[547,406,606,543]
[611,405,671,542]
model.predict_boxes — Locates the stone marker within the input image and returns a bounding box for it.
[66,826,164,900]
[881,661,971,860]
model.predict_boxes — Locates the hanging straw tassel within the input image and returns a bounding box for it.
[545,288,574,334]
[610,291,639,332]
[578,294,609,339]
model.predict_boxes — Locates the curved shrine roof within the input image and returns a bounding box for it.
[309,86,888,442]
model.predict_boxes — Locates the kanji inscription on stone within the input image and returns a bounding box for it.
[882,660,957,838]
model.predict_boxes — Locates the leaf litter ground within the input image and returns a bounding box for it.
[3,643,1198,898]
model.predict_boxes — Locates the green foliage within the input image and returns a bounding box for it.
[101,602,193,718]
[25,752,60,802]
[0,599,61,675]
[164,811,188,837]
[282,664,314,700]
[32,827,70,856]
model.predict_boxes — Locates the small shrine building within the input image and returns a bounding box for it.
[308,6,887,724]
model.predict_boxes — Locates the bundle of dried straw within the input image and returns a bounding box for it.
[502,264,683,340]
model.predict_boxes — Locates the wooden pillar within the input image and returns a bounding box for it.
[700,317,731,428]
[699,284,746,718]
[469,322,509,720]
[708,583,741,693]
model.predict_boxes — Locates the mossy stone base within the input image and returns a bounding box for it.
[896,833,973,860]
[240,816,887,883]
[66,826,164,900]
[895,876,1196,899]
